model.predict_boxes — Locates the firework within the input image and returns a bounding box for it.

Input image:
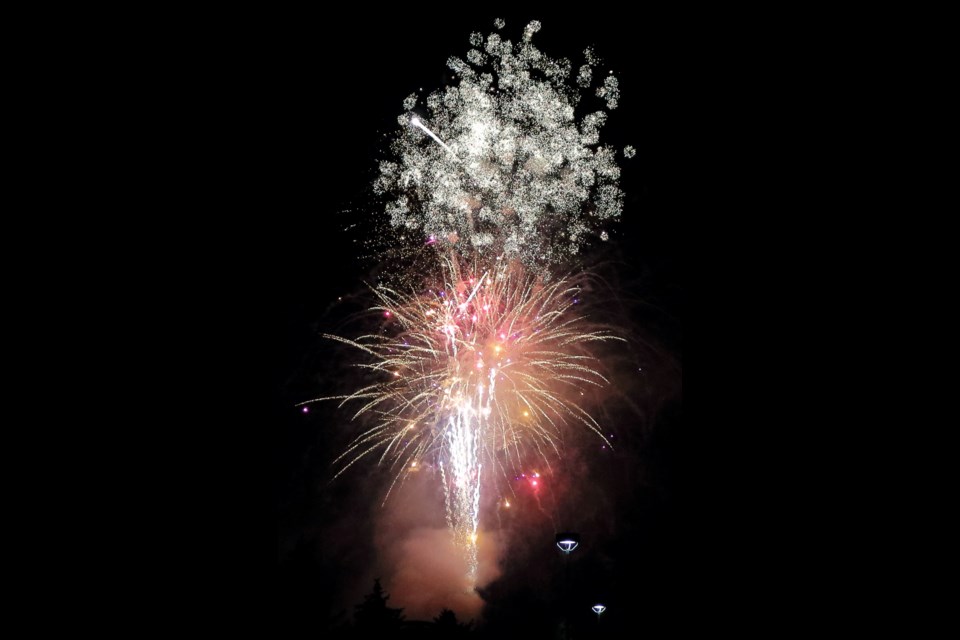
[370,19,628,276]
[308,19,631,582]
[304,256,620,574]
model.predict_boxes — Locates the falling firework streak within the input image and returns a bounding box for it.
[410,117,458,159]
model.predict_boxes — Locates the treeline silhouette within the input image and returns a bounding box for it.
[281,573,473,639]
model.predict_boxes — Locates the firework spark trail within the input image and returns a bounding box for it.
[309,19,633,584]
[439,370,493,581]
[533,490,554,527]
[410,117,458,159]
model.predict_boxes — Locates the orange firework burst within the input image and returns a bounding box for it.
[303,255,620,492]
[301,254,621,579]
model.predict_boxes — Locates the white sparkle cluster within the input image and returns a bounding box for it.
[374,20,627,271]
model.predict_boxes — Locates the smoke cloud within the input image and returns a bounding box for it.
[373,468,503,621]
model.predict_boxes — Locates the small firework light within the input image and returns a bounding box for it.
[592,604,607,616]
[555,532,580,553]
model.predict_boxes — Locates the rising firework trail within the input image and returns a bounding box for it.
[305,18,633,585]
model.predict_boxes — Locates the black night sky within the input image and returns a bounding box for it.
[188,9,695,638]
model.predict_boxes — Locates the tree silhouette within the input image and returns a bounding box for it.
[433,608,473,637]
[354,578,404,634]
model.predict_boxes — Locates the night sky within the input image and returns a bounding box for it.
[186,9,692,638]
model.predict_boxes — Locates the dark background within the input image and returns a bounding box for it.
[172,9,706,638]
